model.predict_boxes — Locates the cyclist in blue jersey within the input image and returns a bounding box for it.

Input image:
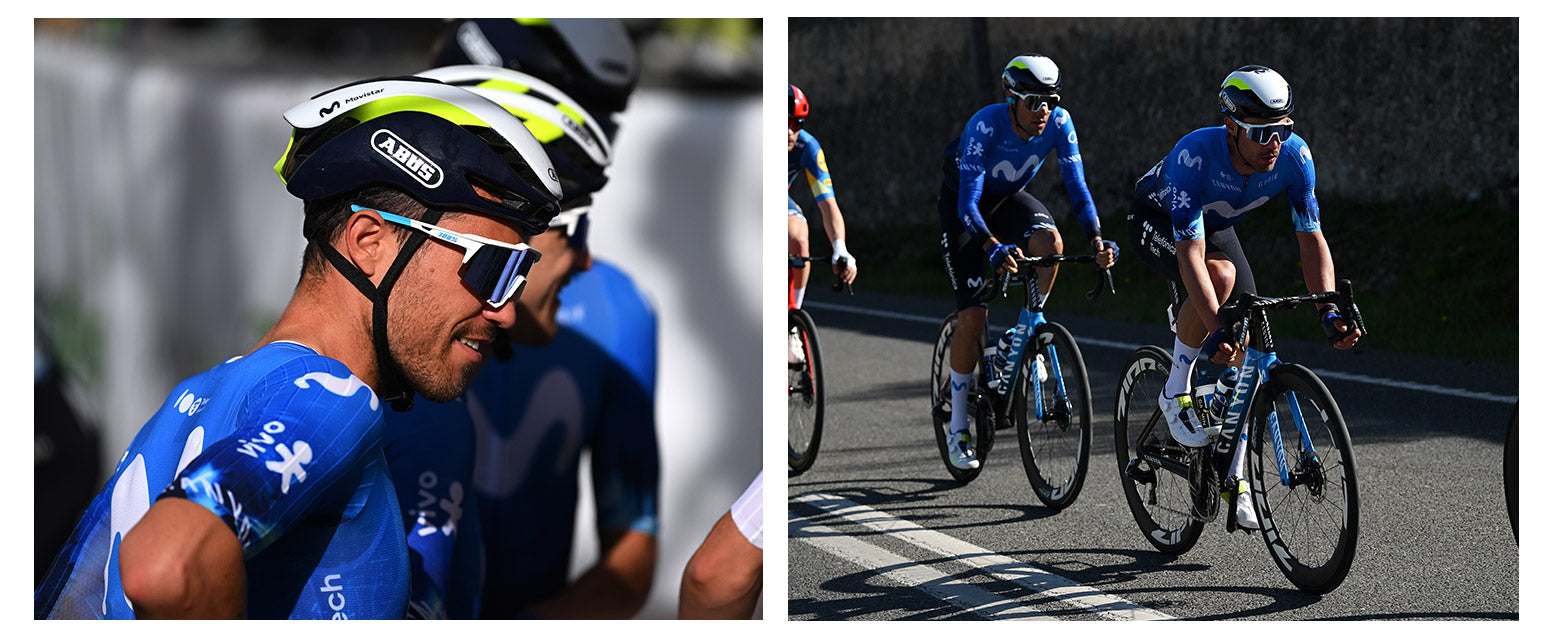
[384,59,658,619]
[788,84,858,303]
[679,471,763,619]
[937,54,1117,470]
[1127,65,1362,529]
[34,77,561,619]
[388,22,661,620]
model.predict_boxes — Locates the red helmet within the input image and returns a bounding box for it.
[789,84,809,132]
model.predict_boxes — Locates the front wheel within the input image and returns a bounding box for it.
[788,308,824,474]
[930,314,992,483]
[1247,364,1359,594]
[1114,345,1203,554]
[1014,322,1091,510]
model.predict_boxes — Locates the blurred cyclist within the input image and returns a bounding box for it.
[399,18,661,620]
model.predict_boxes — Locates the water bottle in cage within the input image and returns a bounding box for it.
[1208,367,1239,423]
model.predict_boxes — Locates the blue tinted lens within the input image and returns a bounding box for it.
[462,245,538,307]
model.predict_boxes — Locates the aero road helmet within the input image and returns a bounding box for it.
[1218,65,1294,119]
[419,65,613,204]
[430,19,638,121]
[1001,54,1062,96]
[789,84,809,119]
[275,76,563,236]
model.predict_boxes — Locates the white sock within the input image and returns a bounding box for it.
[948,369,972,436]
[794,286,807,309]
[1165,335,1200,397]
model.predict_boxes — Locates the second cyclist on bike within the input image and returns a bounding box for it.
[1126,65,1362,529]
[937,53,1116,470]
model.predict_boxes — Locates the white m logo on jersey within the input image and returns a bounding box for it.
[294,372,380,411]
[1177,149,1203,170]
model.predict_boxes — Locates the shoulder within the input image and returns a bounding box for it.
[1283,133,1315,170]
[798,129,821,149]
[238,342,383,432]
[1165,127,1226,173]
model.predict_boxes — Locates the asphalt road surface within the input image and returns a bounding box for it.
[786,286,1518,621]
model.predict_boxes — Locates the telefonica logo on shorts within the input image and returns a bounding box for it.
[372,129,443,189]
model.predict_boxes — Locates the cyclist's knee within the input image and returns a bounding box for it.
[956,306,988,331]
[788,218,809,253]
[1027,228,1061,256]
[1205,256,1236,296]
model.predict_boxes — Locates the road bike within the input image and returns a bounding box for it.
[929,253,1112,506]
[788,254,852,474]
[1114,280,1367,593]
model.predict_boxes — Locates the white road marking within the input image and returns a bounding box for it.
[791,493,1175,621]
[803,300,1516,404]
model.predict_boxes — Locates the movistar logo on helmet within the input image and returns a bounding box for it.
[372,129,443,188]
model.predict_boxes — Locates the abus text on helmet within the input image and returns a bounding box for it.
[372,129,444,189]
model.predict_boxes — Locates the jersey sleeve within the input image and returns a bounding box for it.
[1285,137,1321,233]
[159,355,384,559]
[1052,109,1101,239]
[1160,137,1209,242]
[955,111,995,246]
[800,131,836,202]
[589,289,661,536]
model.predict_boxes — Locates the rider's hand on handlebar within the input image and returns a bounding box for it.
[1321,307,1362,350]
[1092,237,1118,269]
[988,241,1022,275]
[1201,327,1241,365]
[830,239,858,284]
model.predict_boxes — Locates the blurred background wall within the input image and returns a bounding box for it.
[789,17,1517,232]
[33,18,761,619]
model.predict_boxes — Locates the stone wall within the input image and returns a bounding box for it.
[789,17,1517,232]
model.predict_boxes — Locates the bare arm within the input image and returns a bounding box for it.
[527,529,657,619]
[118,497,245,619]
[678,511,762,619]
[816,198,857,283]
[1296,230,1361,348]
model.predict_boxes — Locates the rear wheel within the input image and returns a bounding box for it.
[930,314,991,483]
[788,309,823,474]
[1114,345,1203,554]
[1014,322,1091,510]
[1247,364,1359,594]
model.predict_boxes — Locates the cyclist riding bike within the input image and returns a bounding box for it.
[1126,64,1362,529]
[34,76,561,619]
[937,53,1116,471]
[787,84,858,317]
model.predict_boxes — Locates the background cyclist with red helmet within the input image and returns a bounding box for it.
[1127,65,1361,529]
[788,83,858,306]
[936,53,1116,471]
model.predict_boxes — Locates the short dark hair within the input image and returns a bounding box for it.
[297,186,463,282]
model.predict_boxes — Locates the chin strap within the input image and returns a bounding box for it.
[313,209,446,412]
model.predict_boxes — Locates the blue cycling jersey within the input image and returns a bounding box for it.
[35,341,408,620]
[951,103,1100,242]
[382,396,482,619]
[1138,126,1319,242]
[788,129,835,202]
[470,259,660,617]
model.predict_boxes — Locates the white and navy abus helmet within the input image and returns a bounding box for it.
[1218,65,1294,119]
[430,18,638,137]
[274,76,563,237]
[417,65,613,206]
[1001,53,1062,95]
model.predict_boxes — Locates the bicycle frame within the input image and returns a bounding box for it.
[1209,313,1321,491]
